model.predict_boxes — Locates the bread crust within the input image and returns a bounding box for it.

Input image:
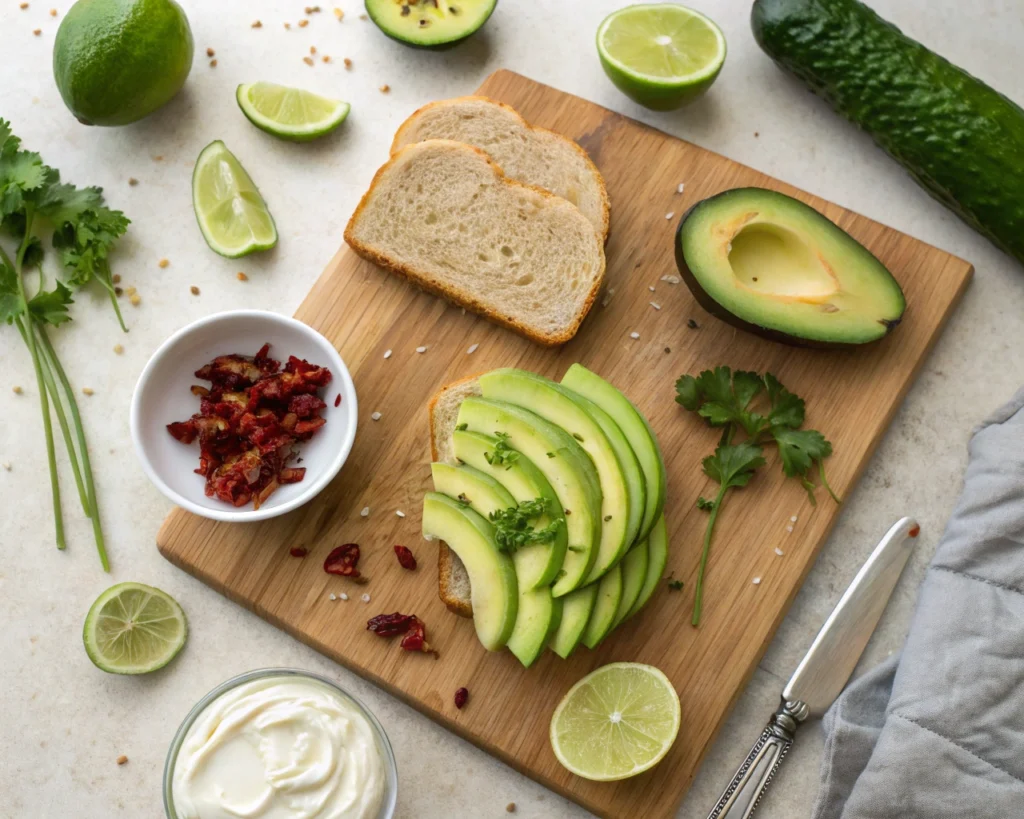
[390,95,610,243]
[344,140,604,347]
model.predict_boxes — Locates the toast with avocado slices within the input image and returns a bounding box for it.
[391,96,610,241]
[345,139,606,346]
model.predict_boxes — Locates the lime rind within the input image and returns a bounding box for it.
[83,582,188,675]
[550,661,681,781]
[192,140,278,258]
[236,82,350,142]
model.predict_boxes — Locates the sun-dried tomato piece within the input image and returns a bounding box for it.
[166,420,197,444]
[324,543,367,583]
[454,687,468,709]
[400,617,439,657]
[289,393,326,418]
[367,613,439,657]
[290,546,308,558]
[394,545,417,571]
[279,467,306,484]
[334,393,342,407]
[293,416,326,438]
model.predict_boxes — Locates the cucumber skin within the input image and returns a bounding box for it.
[751,0,1024,265]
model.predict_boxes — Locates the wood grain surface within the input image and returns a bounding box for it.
[157,70,973,818]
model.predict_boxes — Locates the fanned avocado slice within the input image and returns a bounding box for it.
[365,0,497,49]
[676,187,906,347]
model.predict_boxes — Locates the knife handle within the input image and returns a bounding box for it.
[706,699,808,819]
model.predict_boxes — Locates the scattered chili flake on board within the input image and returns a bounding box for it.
[454,687,468,709]
[290,546,308,558]
[334,393,341,407]
[324,543,367,583]
[166,343,332,509]
[394,545,416,570]
[367,613,438,657]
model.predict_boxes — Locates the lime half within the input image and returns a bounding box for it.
[192,140,278,258]
[550,662,681,781]
[83,582,188,675]
[597,3,726,110]
[236,82,350,142]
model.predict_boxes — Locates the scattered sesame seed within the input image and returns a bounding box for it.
[360,507,370,517]
[128,177,138,186]
[343,57,352,68]
[395,510,406,518]
[329,593,337,601]
[1,463,10,471]
[13,386,23,395]
[252,20,262,27]
[82,388,94,396]
[298,18,309,27]
[415,345,427,353]
[677,183,685,194]
[284,22,291,28]
[116,755,128,766]
[310,45,317,54]
[752,577,761,585]
[206,47,215,57]
[507,805,516,814]
[775,547,785,556]
[371,411,381,421]
[190,285,200,295]
[790,515,798,522]
[754,131,760,138]
[340,592,349,601]
[334,7,344,19]
[786,525,794,533]
[114,287,123,296]
[379,84,390,93]
[359,13,367,19]
[129,294,141,306]
[648,285,655,292]
[660,274,681,284]
[630,332,640,339]
[113,344,124,355]
[19,2,28,9]
[209,59,218,68]
[112,274,121,284]
[33,28,41,35]
[237,272,248,281]
[361,593,370,603]
[665,212,674,220]
[158,258,169,268]
[466,343,479,354]
[305,4,321,12]
[303,56,314,66]
[650,302,661,310]
[383,349,392,359]
[153,155,163,161]
[322,55,331,62]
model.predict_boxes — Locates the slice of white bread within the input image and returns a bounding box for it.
[345,139,605,346]
[391,96,610,241]
[428,376,483,618]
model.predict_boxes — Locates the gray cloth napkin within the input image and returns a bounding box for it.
[812,388,1024,819]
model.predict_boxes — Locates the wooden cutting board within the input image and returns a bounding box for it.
[157,70,972,818]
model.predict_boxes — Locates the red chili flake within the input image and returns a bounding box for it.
[367,612,438,657]
[289,546,308,558]
[324,543,368,583]
[334,393,342,407]
[394,545,417,570]
[454,687,468,709]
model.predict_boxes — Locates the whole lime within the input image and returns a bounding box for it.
[53,0,194,126]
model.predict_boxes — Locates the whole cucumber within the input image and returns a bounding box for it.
[751,0,1024,264]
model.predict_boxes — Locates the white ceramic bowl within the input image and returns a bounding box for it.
[131,310,357,522]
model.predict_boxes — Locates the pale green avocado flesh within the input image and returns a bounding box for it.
[561,364,667,542]
[612,539,649,629]
[430,462,555,667]
[627,515,668,619]
[365,0,496,48]
[451,429,567,590]
[581,565,623,650]
[457,397,601,597]
[677,187,906,345]
[480,370,633,587]
[549,583,599,659]
[422,492,517,651]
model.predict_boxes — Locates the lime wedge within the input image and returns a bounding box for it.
[550,662,681,781]
[236,82,350,142]
[83,582,187,675]
[596,3,726,110]
[192,140,278,258]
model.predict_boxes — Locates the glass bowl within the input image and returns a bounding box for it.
[164,668,398,818]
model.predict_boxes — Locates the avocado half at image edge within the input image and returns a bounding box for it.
[365,0,497,49]
[675,187,906,347]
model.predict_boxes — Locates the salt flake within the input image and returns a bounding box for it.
[395,510,406,518]
[371,411,381,421]
[752,577,762,585]
[360,507,370,517]
[383,349,392,359]
[467,343,479,355]
[630,332,640,339]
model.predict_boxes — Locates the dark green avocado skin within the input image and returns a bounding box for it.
[364,0,496,50]
[674,189,903,350]
[751,0,1024,266]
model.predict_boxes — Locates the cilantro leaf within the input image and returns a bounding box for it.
[676,367,767,437]
[0,120,47,220]
[674,374,700,411]
[0,260,23,324]
[765,373,805,429]
[772,427,832,478]
[27,281,74,327]
[702,441,766,490]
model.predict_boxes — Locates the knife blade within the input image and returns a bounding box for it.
[707,517,920,819]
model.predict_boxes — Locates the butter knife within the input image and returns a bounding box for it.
[707,517,920,819]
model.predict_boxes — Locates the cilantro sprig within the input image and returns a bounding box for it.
[1,120,129,569]
[676,367,840,625]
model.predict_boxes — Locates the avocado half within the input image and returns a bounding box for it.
[675,188,906,347]
[365,0,497,49]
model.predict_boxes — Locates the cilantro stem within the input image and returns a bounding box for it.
[692,482,729,627]
[819,459,841,504]
[96,261,127,333]
[12,208,65,550]
[36,326,109,572]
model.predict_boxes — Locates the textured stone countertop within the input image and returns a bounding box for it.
[2,1,1023,817]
